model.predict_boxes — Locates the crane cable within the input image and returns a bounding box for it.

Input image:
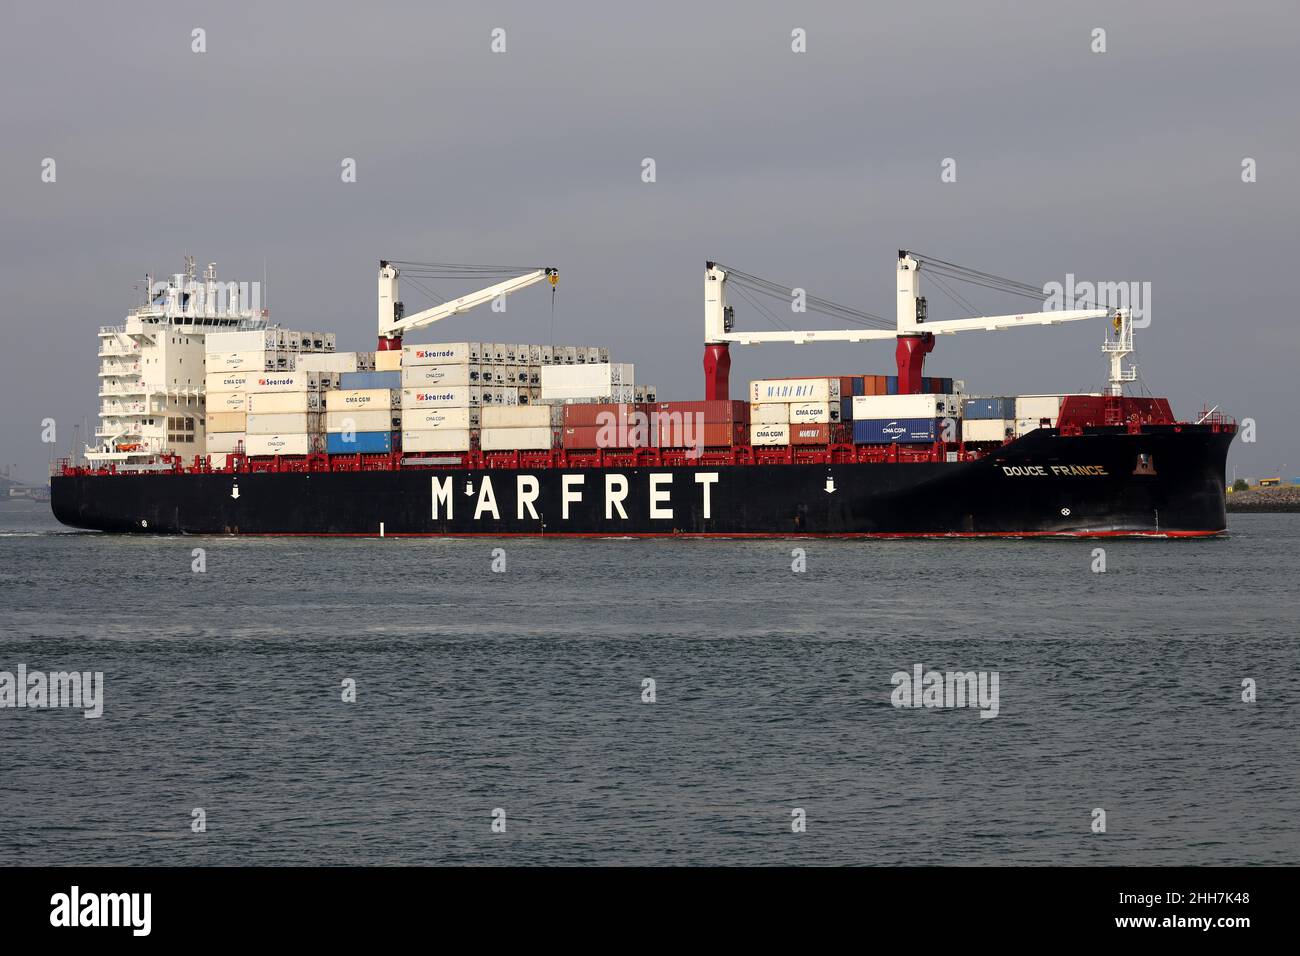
[713,263,894,329]
[905,251,1048,302]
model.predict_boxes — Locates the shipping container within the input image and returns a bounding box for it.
[853,418,943,444]
[374,349,403,372]
[480,426,553,451]
[560,426,604,450]
[325,409,402,432]
[205,432,245,454]
[247,391,322,414]
[339,370,401,390]
[244,433,325,456]
[852,393,962,420]
[962,418,1015,443]
[204,329,278,353]
[646,400,749,423]
[205,411,246,433]
[213,370,332,394]
[206,391,247,412]
[1015,416,1050,437]
[246,412,322,434]
[402,342,475,366]
[401,363,479,387]
[749,378,842,403]
[790,423,832,445]
[1015,394,1066,420]
[885,376,899,395]
[750,423,790,446]
[963,397,1016,420]
[325,430,397,454]
[754,403,790,424]
[539,363,632,399]
[204,350,294,373]
[295,351,376,374]
[788,400,839,424]
[656,421,745,448]
[398,407,481,430]
[400,386,481,408]
[482,404,553,429]
[563,403,641,428]
[860,374,889,396]
[401,428,475,452]
[562,424,652,449]
[329,388,399,410]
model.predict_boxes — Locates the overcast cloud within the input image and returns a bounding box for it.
[2,0,1297,482]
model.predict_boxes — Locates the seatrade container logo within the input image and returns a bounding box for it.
[258,377,295,387]
[415,349,456,360]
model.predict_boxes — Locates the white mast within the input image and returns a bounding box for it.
[1102,308,1137,396]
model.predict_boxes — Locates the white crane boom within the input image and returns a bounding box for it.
[701,252,1120,400]
[377,262,558,343]
[706,255,1108,346]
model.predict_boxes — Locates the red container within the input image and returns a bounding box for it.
[862,375,888,396]
[560,425,651,450]
[647,400,748,424]
[563,402,645,427]
[790,423,831,445]
[654,419,745,448]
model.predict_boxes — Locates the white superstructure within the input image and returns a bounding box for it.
[89,258,266,466]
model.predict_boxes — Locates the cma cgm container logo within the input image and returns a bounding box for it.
[415,349,456,359]
[881,421,907,437]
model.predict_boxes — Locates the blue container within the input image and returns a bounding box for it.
[326,430,397,454]
[853,417,941,444]
[885,376,899,395]
[962,397,1016,420]
[850,376,865,396]
[339,370,401,390]
[840,397,854,421]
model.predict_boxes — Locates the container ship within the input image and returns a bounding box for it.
[51,252,1235,537]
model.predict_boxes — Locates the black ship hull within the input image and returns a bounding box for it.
[51,426,1233,537]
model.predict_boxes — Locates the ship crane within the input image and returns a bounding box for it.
[377,260,558,352]
[703,251,1117,398]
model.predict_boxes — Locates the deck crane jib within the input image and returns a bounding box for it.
[702,251,1119,399]
[376,260,559,352]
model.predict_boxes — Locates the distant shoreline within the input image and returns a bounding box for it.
[1226,488,1300,513]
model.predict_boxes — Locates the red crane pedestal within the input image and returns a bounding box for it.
[377,335,402,352]
[895,333,934,395]
[703,343,731,401]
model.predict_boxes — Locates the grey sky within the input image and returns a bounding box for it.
[2,0,1297,482]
